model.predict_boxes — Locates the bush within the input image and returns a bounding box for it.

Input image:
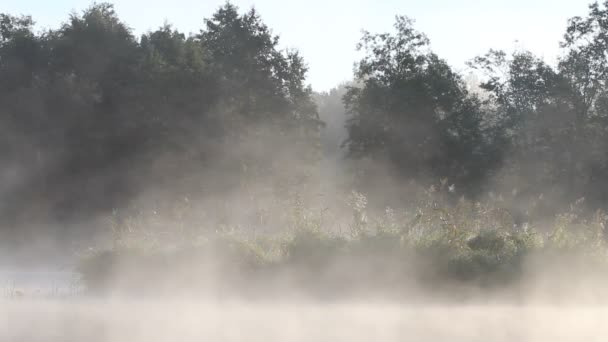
[77,187,608,299]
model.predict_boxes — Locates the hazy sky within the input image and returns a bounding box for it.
[4,0,593,91]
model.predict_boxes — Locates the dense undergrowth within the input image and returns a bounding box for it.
[78,183,608,299]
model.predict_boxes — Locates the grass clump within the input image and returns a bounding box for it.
[77,185,608,299]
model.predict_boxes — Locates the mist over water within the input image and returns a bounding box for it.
[5,1,608,341]
[4,299,608,342]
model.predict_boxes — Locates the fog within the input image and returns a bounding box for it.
[4,299,608,342]
[4,1,608,341]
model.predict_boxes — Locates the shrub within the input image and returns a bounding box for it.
[77,187,608,298]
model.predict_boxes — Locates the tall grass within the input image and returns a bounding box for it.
[78,182,608,298]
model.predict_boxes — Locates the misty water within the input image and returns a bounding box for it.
[3,298,608,341]
[3,265,607,341]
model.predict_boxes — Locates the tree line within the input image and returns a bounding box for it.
[0,3,320,225]
[340,2,608,213]
[2,1,608,227]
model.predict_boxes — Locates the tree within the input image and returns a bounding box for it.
[199,4,318,127]
[344,16,489,189]
[0,2,323,228]
[198,3,322,190]
[558,1,608,203]
[467,0,608,206]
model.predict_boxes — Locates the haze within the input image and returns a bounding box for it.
[4,0,608,341]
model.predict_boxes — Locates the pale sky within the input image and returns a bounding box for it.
[3,0,593,91]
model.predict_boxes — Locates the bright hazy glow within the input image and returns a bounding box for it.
[4,300,608,341]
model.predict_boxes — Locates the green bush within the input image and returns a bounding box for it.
[77,187,608,298]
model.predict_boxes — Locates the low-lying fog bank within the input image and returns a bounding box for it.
[3,299,607,342]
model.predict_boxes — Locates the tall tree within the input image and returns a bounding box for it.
[198,3,322,190]
[0,2,323,228]
[344,16,489,188]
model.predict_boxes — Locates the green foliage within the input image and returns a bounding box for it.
[462,1,608,207]
[0,2,321,225]
[336,2,608,209]
[344,16,491,189]
[78,187,608,296]
[7,1,608,298]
